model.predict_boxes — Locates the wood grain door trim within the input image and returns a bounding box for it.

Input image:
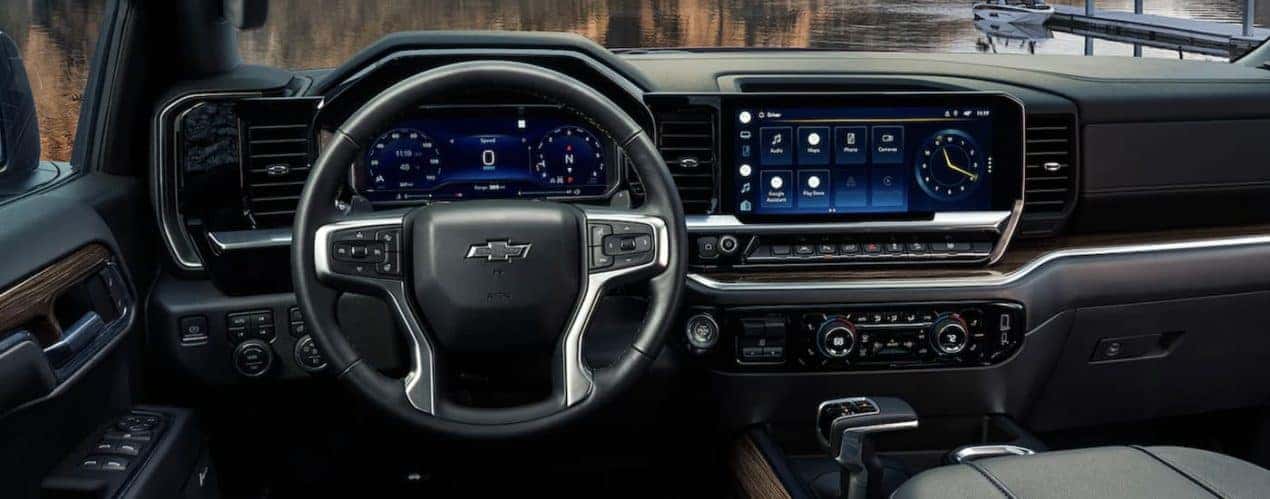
[0,244,112,346]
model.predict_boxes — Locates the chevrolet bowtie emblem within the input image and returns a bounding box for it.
[465,240,532,262]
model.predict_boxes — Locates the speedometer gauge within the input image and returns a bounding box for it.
[364,128,442,192]
[534,126,605,188]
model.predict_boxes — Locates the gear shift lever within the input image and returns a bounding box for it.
[816,397,918,499]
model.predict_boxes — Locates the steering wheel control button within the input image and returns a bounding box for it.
[377,251,401,276]
[589,247,613,270]
[329,225,404,278]
[588,223,612,246]
[376,228,401,252]
[334,228,373,242]
[294,335,328,372]
[614,251,654,269]
[233,339,274,378]
[588,221,655,271]
[685,314,721,352]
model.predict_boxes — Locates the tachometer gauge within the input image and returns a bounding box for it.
[916,130,983,201]
[534,126,605,189]
[364,128,442,192]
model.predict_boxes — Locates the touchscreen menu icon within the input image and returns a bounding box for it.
[797,127,829,165]
[798,170,830,209]
[760,170,793,208]
[872,126,904,164]
[760,127,793,166]
[835,126,868,165]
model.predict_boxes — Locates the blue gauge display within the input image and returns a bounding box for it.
[354,105,611,203]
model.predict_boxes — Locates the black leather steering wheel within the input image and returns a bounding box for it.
[291,61,686,438]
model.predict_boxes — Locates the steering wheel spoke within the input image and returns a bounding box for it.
[314,214,438,414]
[560,207,671,406]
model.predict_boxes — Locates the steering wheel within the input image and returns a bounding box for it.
[291,61,686,438]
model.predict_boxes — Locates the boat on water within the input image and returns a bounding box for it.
[974,18,1053,54]
[972,0,1055,25]
[974,18,1053,42]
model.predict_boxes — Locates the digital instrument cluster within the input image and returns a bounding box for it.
[352,105,614,204]
[725,93,1024,220]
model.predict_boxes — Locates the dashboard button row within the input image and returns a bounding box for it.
[227,310,273,343]
[749,239,992,263]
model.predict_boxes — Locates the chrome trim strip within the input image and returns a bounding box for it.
[563,208,671,407]
[211,209,1012,252]
[688,232,1270,291]
[686,211,1012,234]
[989,199,1025,265]
[845,420,920,433]
[950,445,1035,463]
[206,228,293,253]
[153,91,262,271]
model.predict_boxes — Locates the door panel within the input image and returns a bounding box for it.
[0,173,147,496]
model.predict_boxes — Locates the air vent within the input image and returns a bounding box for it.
[237,97,321,228]
[630,105,717,214]
[1019,114,1078,237]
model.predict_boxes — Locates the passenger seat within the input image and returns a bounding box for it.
[892,445,1270,498]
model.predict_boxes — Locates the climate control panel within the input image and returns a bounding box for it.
[685,302,1023,372]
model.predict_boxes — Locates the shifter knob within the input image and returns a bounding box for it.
[816,317,857,359]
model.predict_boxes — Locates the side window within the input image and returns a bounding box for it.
[0,4,106,202]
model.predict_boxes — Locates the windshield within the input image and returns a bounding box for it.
[239,0,1269,68]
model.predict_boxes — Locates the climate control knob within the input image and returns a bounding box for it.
[929,314,970,355]
[815,317,857,359]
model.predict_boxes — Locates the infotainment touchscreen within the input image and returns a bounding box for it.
[724,93,1024,221]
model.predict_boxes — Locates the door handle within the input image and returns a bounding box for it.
[43,311,104,368]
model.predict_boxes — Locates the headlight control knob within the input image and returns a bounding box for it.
[816,317,857,359]
[930,314,970,355]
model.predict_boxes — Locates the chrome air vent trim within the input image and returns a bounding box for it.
[153,91,262,272]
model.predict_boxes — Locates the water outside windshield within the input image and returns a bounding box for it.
[240,0,1270,68]
[3,1,1268,162]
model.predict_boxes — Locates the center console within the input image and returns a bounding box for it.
[659,91,1030,374]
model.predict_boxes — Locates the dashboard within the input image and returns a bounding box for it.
[350,104,617,205]
[145,31,1270,450]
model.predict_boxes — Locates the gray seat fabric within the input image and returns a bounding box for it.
[892,445,1270,499]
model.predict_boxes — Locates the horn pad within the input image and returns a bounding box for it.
[405,201,582,353]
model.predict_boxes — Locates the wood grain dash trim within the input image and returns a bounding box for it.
[0,244,112,345]
[731,434,793,499]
